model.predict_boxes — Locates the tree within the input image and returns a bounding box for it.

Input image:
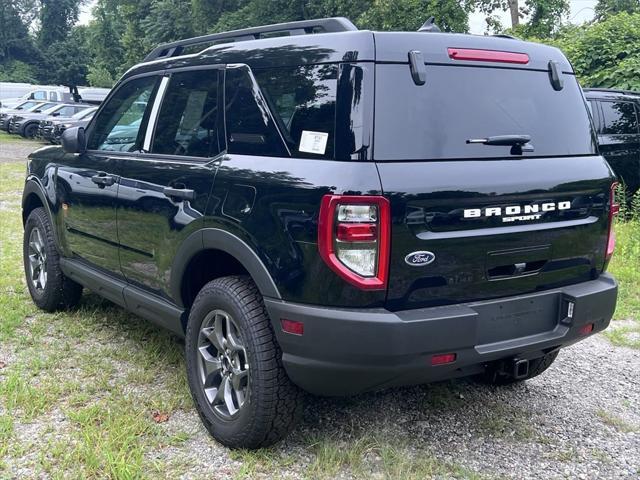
[595,0,640,19]
[554,12,640,90]
[0,0,36,62]
[478,0,569,36]
[357,0,472,32]
[142,0,195,45]
[37,0,83,47]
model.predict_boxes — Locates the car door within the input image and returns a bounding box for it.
[59,74,160,274]
[594,99,640,195]
[115,67,223,297]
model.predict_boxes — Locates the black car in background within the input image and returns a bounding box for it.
[584,88,640,196]
[38,106,98,143]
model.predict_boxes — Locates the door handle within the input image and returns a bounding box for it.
[91,172,116,187]
[163,187,196,201]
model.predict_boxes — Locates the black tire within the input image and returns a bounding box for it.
[476,350,560,386]
[23,207,83,311]
[185,275,303,449]
[23,123,38,138]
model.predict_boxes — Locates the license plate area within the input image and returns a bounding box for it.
[474,293,560,345]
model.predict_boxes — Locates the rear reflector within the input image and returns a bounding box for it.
[281,319,304,335]
[578,323,594,336]
[606,182,620,261]
[431,353,457,366]
[448,48,529,64]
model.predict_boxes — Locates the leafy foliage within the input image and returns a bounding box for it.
[552,12,640,90]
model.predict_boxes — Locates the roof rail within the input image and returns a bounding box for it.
[143,17,358,62]
[583,87,640,96]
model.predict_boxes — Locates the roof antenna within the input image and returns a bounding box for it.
[418,16,441,33]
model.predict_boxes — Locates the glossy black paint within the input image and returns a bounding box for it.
[22,26,617,369]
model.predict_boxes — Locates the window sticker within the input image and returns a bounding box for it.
[299,130,329,155]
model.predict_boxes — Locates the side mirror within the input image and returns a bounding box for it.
[52,112,60,117]
[61,126,87,154]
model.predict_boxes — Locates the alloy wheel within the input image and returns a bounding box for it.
[197,309,250,419]
[27,227,47,292]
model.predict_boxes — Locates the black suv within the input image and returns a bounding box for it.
[22,18,619,449]
[584,88,640,197]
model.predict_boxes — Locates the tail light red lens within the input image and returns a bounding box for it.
[318,195,390,290]
[448,48,529,64]
[606,182,620,261]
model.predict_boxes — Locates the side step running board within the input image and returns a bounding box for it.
[60,258,185,337]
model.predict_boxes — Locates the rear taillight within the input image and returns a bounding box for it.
[447,48,529,64]
[606,182,620,262]
[318,195,390,290]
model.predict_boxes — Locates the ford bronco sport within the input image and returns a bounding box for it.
[22,17,619,449]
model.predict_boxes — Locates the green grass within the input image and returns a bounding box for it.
[606,220,640,348]
[0,130,40,145]
[595,409,638,433]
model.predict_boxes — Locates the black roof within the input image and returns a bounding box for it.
[123,17,573,80]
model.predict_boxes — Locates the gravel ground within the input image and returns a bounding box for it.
[0,138,42,163]
[171,333,640,479]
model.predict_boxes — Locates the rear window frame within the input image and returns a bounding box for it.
[372,62,598,161]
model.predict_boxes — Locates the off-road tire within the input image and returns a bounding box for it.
[23,207,83,311]
[185,275,303,449]
[477,350,560,386]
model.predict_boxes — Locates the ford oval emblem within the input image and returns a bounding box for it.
[405,251,436,266]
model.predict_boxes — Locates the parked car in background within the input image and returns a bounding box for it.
[584,88,640,196]
[0,101,58,131]
[1,84,110,108]
[8,103,92,138]
[39,106,98,144]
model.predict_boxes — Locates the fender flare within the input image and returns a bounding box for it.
[22,177,63,251]
[170,228,282,307]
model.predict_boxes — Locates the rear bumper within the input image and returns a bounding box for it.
[265,274,617,395]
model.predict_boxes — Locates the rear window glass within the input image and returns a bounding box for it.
[224,67,288,157]
[253,65,337,159]
[599,101,639,135]
[374,65,596,160]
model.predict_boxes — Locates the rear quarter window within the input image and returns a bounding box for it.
[599,100,639,135]
[374,64,597,160]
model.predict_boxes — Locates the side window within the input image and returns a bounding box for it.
[253,64,337,159]
[56,106,76,117]
[88,75,158,152]
[224,66,288,157]
[151,70,221,158]
[600,101,639,135]
[32,91,47,100]
[49,92,57,101]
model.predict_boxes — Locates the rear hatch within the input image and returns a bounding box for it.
[373,32,615,311]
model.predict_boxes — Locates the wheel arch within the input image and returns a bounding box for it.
[171,228,282,310]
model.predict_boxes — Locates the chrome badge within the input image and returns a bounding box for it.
[405,251,435,266]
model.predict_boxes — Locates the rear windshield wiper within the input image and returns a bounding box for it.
[466,134,534,154]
